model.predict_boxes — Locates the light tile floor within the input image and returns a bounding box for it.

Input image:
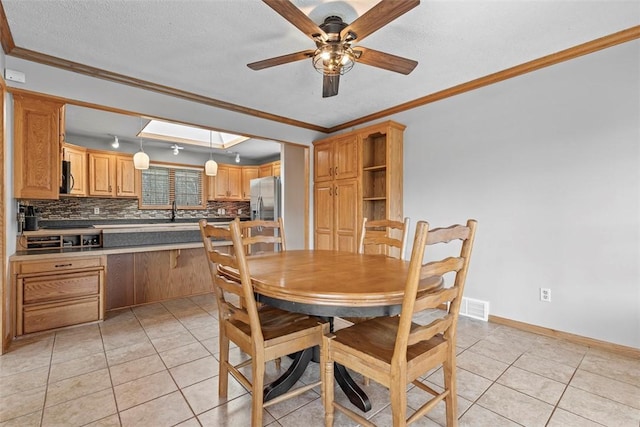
[1,294,639,426]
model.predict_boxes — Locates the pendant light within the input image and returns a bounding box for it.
[133,117,150,170]
[204,131,218,176]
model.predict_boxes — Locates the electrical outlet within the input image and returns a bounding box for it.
[540,288,551,302]
[93,207,100,214]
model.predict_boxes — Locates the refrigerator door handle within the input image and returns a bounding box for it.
[257,196,263,232]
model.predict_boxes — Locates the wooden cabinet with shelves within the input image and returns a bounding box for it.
[18,230,102,251]
[88,151,139,198]
[313,121,404,252]
[13,256,106,336]
[241,166,259,200]
[13,93,65,200]
[62,143,88,196]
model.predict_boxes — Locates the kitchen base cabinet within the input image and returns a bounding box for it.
[105,248,214,311]
[13,256,106,336]
[134,248,212,304]
[105,253,135,310]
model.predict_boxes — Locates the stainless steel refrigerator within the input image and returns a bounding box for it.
[249,176,282,252]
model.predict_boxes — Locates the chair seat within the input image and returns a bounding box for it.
[332,316,446,365]
[229,305,323,341]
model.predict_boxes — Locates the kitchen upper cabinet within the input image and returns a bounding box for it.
[258,160,281,178]
[209,164,242,201]
[62,143,87,196]
[313,135,358,183]
[13,93,65,200]
[241,166,259,200]
[88,151,139,198]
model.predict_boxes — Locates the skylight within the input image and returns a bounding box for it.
[139,120,248,149]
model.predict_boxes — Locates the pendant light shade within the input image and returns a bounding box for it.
[133,150,149,170]
[204,131,218,176]
[134,118,150,170]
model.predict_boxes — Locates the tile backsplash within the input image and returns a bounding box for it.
[29,198,250,221]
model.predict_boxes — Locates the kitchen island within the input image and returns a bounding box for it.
[10,221,230,339]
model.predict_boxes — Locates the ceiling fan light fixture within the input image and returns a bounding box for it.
[312,43,355,76]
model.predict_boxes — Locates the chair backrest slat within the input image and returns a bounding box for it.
[407,315,454,346]
[359,217,410,259]
[236,217,286,254]
[200,219,265,344]
[393,219,477,363]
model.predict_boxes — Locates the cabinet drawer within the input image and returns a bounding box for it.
[23,296,100,334]
[23,271,101,304]
[17,257,103,275]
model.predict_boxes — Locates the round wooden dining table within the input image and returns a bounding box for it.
[220,249,442,412]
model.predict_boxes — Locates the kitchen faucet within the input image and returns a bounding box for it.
[171,200,177,222]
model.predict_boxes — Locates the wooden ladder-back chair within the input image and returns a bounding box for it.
[322,219,477,427]
[235,217,286,255]
[199,219,328,427]
[359,217,411,259]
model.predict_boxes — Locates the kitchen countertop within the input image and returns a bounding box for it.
[10,240,230,261]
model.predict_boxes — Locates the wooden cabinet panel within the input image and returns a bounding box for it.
[272,161,281,177]
[242,167,259,200]
[13,94,64,200]
[334,179,359,252]
[227,166,242,199]
[23,272,100,304]
[23,297,99,334]
[314,142,333,182]
[63,144,87,196]
[106,253,134,310]
[314,182,334,250]
[115,155,138,197]
[334,136,359,180]
[88,151,138,198]
[88,152,113,196]
[134,248,212,304]
[212,165,242,200]
[259,164,272,178]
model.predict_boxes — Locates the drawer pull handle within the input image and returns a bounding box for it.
[54,263,73,268]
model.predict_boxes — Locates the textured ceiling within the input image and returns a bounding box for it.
[2,0,638,153]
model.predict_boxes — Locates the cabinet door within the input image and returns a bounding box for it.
[272,161,281,177]
[63,144,87,196]
[242,167,259,199]
[314,141,333,182]
[13,94,63,200]
[227,166,242,200]
[88,152,114,196]
[259,164,272,178]
[334,135,359,180]
[115,155,138,197]
[334,179,359,252]
[314,182,334,250]
[214,166,230,199]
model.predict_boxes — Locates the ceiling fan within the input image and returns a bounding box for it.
[248,0,420,98]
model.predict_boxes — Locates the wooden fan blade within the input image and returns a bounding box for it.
[341,0,420,42]
[248,50,315,70]
[263,0,327,40]
[322,74,340,98]
[355,46,418,75]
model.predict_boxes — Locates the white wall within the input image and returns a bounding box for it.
[392,40,640,348]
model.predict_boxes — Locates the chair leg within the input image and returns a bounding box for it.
[321,336,335,427]
[218,332,230,398]
[389,377,407,427]
[443,353,458,427]
[252,356,266,427]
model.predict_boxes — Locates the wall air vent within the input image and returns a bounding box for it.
[459,297,489,321]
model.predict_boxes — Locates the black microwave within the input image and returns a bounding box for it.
[60,160,73,194]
